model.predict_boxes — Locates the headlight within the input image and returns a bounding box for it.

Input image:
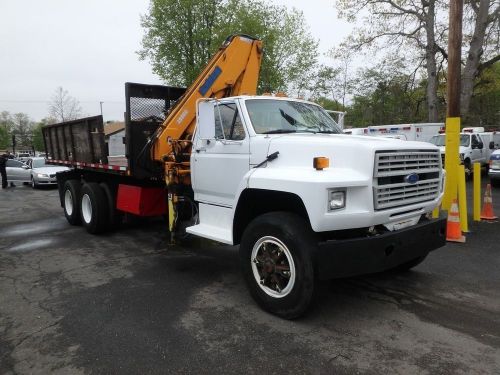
[328,190,346,210]
[37,173,48,178]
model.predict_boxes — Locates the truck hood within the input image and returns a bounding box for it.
[253,133,439,171]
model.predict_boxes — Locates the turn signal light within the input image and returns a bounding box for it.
[313,157,329,170]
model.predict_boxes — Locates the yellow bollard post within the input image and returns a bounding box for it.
[442,117,461,210]
[457,164,468,232]
[473,162,481,221]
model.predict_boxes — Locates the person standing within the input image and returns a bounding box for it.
[0,150,8,189]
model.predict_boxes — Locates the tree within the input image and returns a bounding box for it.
[48,87,82,122]
[335,0,500,120]
[11,113,34,148]
[139,0,221,86]
[460,0,500,115]
[139,0,319,94]
[0,124,8,149]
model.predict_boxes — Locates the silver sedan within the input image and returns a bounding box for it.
[26,157,70,188]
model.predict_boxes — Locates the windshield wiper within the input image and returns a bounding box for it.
[316,130,336,134]
[262,129,297,134]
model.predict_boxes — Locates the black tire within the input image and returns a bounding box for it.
[99,182,121,230]
[390,254,428,273]
[63,180,82,225]
[80,182,109,234]
[491,179,500,188]
[31,176,38,189]
[239,212,316,319]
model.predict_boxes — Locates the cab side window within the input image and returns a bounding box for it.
[215,103,246,141]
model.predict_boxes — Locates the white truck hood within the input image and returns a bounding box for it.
[253,133,438,171]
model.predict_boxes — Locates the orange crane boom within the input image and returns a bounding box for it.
[152,35,263,164]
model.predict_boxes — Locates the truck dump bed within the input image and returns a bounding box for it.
[44,82,186,178]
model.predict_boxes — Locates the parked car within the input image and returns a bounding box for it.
[5,159,31,185]
[489,150,500,188]
[25,157,70,188]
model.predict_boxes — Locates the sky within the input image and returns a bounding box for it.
[0,0,352,122]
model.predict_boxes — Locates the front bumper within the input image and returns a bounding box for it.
[315,217,446,279]
[34,176,58,184]
[489,168,500,180]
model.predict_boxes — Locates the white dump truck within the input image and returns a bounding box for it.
[45,35,447,318]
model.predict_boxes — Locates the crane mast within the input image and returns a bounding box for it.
[151,34,263,239]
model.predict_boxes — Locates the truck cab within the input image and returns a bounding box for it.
[185,96,446,317]
[429,128,493,175]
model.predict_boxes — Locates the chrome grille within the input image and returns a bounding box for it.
[374,150,442,210]
[50,174,56,178]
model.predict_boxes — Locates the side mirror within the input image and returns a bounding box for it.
[22,165,29,169]
[490,141,495,150]
[197,101,215,140]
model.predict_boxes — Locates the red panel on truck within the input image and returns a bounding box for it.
[116,184,167,216]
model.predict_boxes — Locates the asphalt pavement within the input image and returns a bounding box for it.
[1,180,499,374]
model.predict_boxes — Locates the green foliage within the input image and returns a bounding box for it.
[139,0,318,93]
[32,123,45,152]
[465,62,500,126]
[0,124,9,149]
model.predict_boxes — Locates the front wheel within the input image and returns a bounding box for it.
[239,212,316,319]
[31,177,38,189]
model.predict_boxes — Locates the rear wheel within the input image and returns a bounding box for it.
[63,180,81,225]
[80,182,109,234]
[239,212,316,319]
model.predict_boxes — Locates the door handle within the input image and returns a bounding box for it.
[195,147,206,153]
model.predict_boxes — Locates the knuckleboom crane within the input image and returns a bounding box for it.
[151,35,263,239]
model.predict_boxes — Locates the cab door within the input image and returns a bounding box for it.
[191,101,250,207]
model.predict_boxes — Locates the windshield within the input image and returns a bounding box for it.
[245,99,342,134]
[429,134,470,147]
[32,159,48,168]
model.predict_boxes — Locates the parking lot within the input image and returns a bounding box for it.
[1,181,499,374]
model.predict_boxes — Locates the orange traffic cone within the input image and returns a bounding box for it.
[480,184,498,220]
[446,199,466,243]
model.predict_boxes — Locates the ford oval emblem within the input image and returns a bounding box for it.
[405,173,419,184]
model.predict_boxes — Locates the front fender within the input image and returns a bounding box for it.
[246,167,370,232]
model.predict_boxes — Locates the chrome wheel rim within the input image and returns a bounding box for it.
[251,236,296,298]
[81,194,92,224]
[64,190,73,216]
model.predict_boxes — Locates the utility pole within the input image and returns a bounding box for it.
[442,0,464,210]
[100,101,104,119]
